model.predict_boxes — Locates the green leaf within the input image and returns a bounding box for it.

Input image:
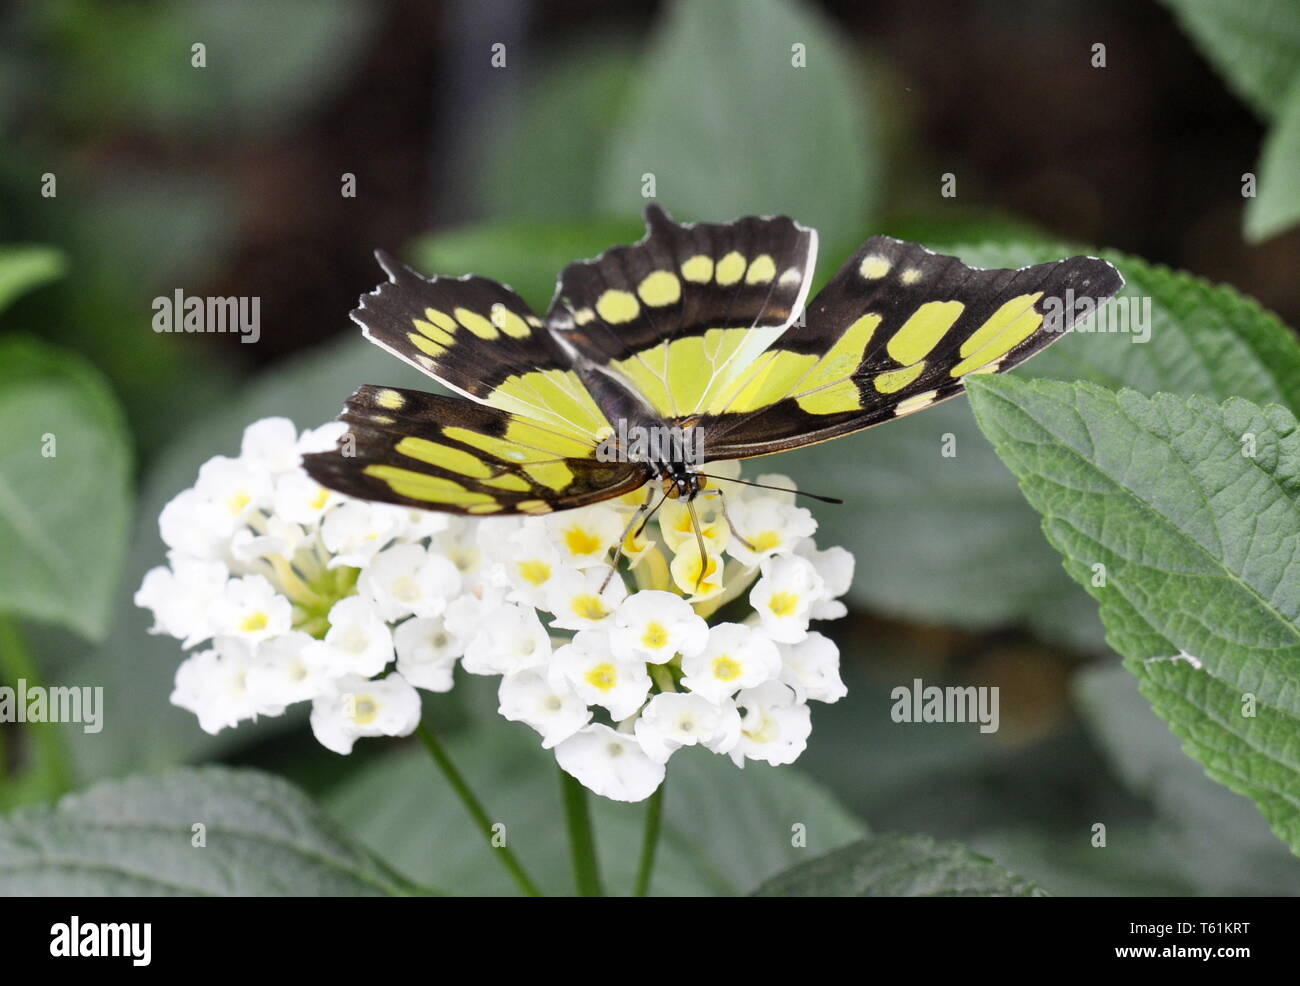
[596,0,879,255]
[0,245,64,313]
[0,767,419,895]
[1158,0,1300,120]
[1074,664,1300,893]
[1246,74,1300,242]
[475,39,638,222]
[785,245,1300,651]
[0,337,132,641]
[752,834,1047,896]
[409,218,645,314]
[968,374,1300,852]
[325,678,865,896]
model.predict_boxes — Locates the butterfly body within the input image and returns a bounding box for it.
[304,207,1123,517]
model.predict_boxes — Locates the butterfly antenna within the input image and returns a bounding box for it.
[696,473,843,505]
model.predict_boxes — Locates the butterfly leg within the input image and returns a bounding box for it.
[599,485,659,592]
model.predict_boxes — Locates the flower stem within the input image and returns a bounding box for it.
[0,615,74,801]
[633,781,665,897]
[559,767,604,896]
[415,721,543,897]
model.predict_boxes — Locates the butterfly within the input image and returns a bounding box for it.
[304,205,1122,533]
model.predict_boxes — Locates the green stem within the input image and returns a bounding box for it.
[415,721,543,897]
[559,767,604,896]
[0,615,74,799]
[634,781,665,897]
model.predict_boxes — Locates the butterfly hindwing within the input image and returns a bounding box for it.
[352,255,613,446]
[547,205,817,419]
[302,385,647,516]
[695,236,1124,458]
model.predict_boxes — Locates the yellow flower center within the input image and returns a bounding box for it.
[517,559,552,586]
[351,696,378,725]
[768,591,800,617]
[240,611,268,632]
[310,487,331,510]
[751,530,782,552]
[713,656,742,681]
[564,526,603,556]
[585,662,618,692]
[228,490,251,516]
[571,594,608,620]
[641,621,669,649]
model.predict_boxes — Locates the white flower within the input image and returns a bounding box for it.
[498,670,591,748]
[158,487,232,560]
[550,629,652,720]
[555,724,665,802]
[799,542,855,619]
[273,469,337,526]
[461,602,550,675]
[442,584,509,641]
[239,417,301,475]
[680,622,782,703]
[749,554,824,643]
[246,631,327,707]
[658,498,728,556]
[135,558,228,648]
[729,680,812,767]
[547,505,626,569]
[726,496,817,567]
[357,543,462,622]
[306,595,394,677]
[488,522,563,607]
[544,566,627,630]
[634,692,741,762]
[297,420,349,456]
[779,631,847,703]
[320,500,403,568]
[209,574,293,644]
[310,673,422,754]
[668,542,725,601]
[393,616,461,692]
[194,455,272,525]
[170,637,271,734]
[609,590,708,664]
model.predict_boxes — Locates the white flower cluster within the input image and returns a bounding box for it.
[138,418,854,801]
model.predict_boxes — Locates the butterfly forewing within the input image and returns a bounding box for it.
[302,385,647,516]
[695,236,1124,459]
[352,255,612,446]
[547,205,817,420]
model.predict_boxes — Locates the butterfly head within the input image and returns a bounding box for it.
[660,461,704,501]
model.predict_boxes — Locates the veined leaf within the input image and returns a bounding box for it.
[752,833,1047,896]
[968,374,1300,852]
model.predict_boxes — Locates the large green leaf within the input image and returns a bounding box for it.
[1246,74,1300,242]
[0,337,132,641]
[325,678,865,896]
[596,0,878,256]
[0,245,63,313]
[1158,0,1300,120]
[0,767,419,895]
[968,375,1300,852]
[752,834,1047,896]
[785,245,1300,651]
